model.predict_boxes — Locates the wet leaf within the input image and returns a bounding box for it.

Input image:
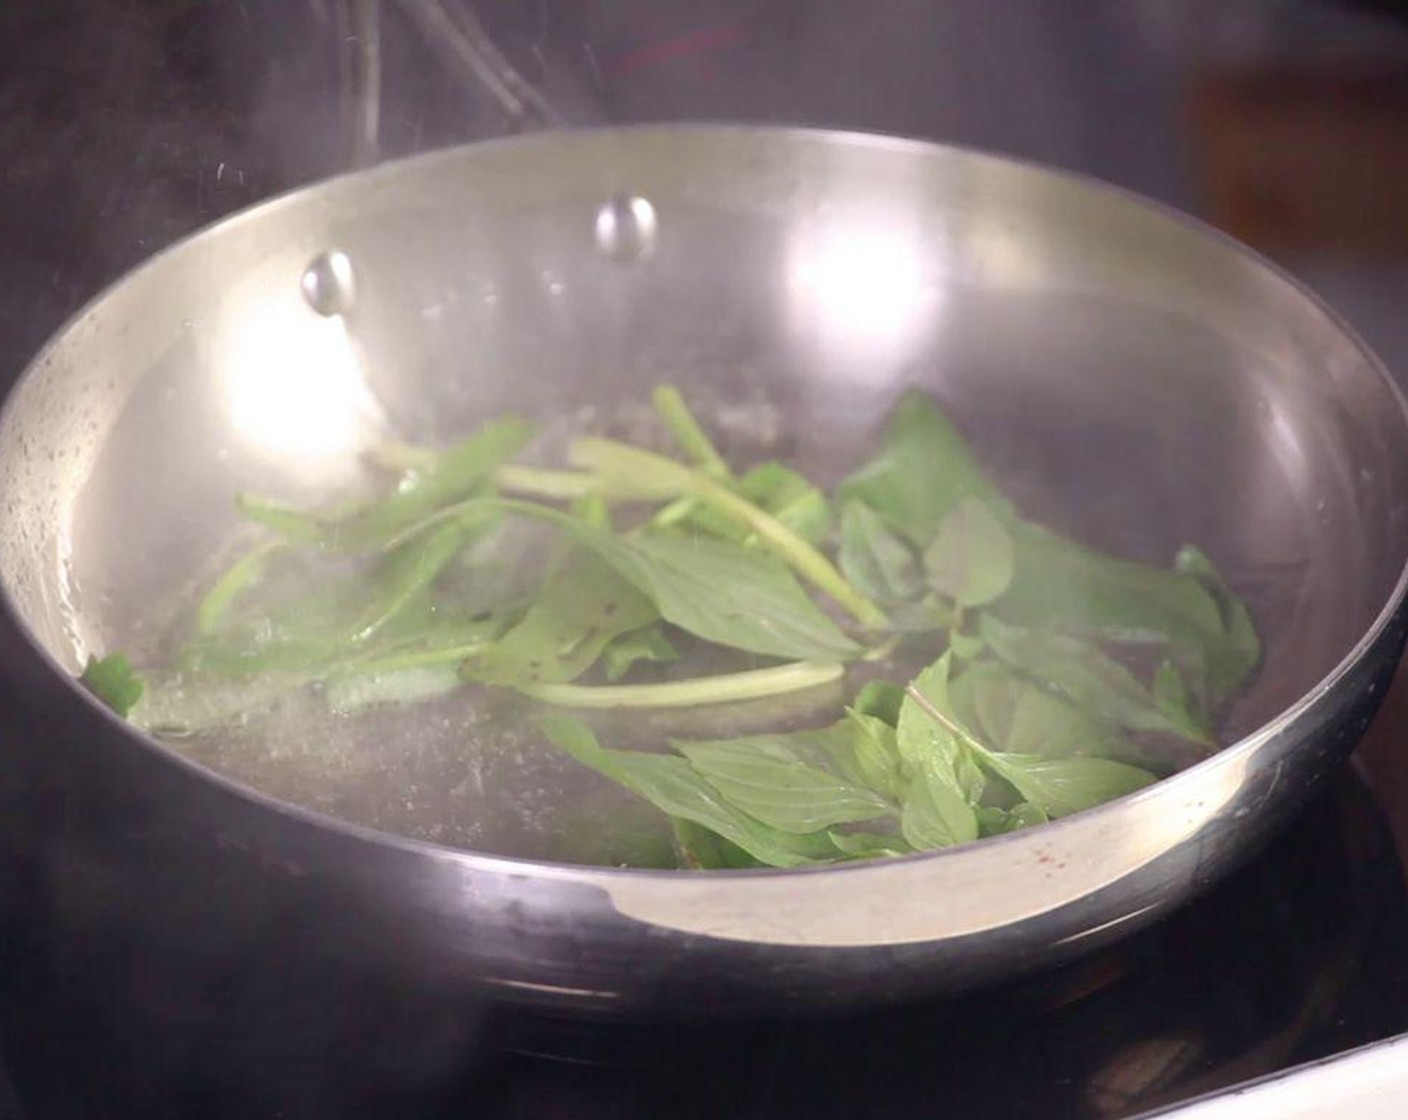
[900,763,979,849]
[542,717,841,867]
[673,736,893,834]
[923,497,1016,608]
[601,624,679,682]
[837,389,1013,546]
[239,417,532,552]
[463,548,657,687]
[80,653,144,717]
[976,753,1156,819]
[839,501,924,605]
[981,615,1212,745]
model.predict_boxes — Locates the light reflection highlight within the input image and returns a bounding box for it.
[787,214,938,373]
[222,294,384,463]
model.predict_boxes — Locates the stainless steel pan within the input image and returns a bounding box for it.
[2,126,1406,1016]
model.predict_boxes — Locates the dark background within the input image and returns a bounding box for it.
[3,0,1408,390]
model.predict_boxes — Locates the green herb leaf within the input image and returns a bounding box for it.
[80,653,144,717]
[894,656,980,846]
[1152,658,1214,745]
[975,753,1156,819]
[601,624,679,683]
[900,763,980,849]
[572,440,882,626]
[852,680,906,726]
[239,417,532,552]
[463,547,657,687]
[352,521,468,644]
[976,802,1050,836]
[839,710,906,799]
[1175,544,1261,704]
[980,615,1212,745]
[839,501,923,605]
[996,523,1233,668]
[837,389,1012,546]
[672,736,893,834]
[922,497,1016,608]
[895,656,968,776]
[541,717,840,867]
[950,660,1131,761]
[827,829,913,859]
[604,530,861,662]
[672,819,764,869]
[738,462,833,545]
[949,629,987,661]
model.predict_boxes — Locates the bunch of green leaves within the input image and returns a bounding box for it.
[543,653,1156,869]
[76,383,1261,872]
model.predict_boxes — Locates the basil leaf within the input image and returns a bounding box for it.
[542,717,840,867]
[672,736,893,834]
[885,594,959,634]
[672,819,764,869]
[1176,544,1261,704]
[949,629,987,661]
[351,521,467,644]
[852,680,906,726]
[602,530,861,662]
[80,653,144,717]
[981,615,1212,745]
[839,501,924,605]
[840,711,906,800]
[923,497,1016,608]
[996,522,1226,654]
[1152,658,1213,745]
[464,548,657,687]
[828,830,913,859]
[837,389,1012,546]
[976,753,1156,819]
[463,502,861,663]
[239,418,532,552]
[895,656,968,776]
[900,764,980,849]
[183,522,472,678]
[950,660,1131,761]
[601,624,679,683]
[894,656,981,846]
[976,802,1050,836]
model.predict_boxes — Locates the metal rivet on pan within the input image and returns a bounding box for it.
[300,250,356,316]
[594,194,658,263]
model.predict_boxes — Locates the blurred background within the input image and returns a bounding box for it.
[2,0,1408,390]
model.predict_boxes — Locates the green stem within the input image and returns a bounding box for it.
[652,384,730,478]
[364,440,438,473]
[651,495,699,529]
[352,640,495,675]
[494,464,599,501]
[194,539,286,636]
[903,681,993,756]
[519,660,845,709]
[687,472,885,627]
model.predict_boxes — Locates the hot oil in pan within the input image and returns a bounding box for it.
[100,292,1332,866]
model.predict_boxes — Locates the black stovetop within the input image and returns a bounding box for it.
[2,761,1406,1120]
